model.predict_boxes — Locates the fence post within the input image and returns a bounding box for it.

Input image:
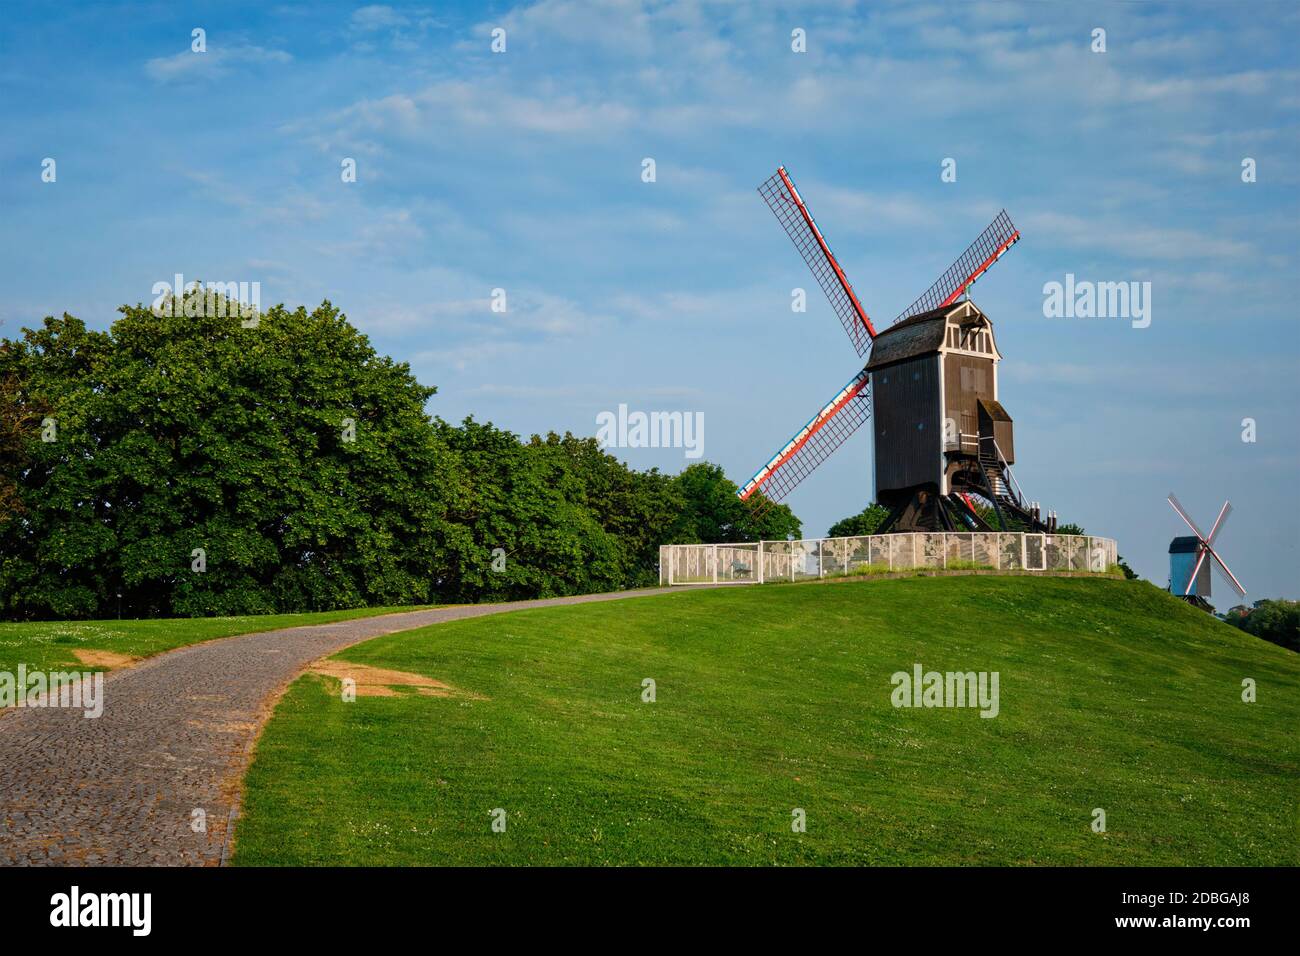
[819,539,825,578]
[1020,533,1026,571]
[943,533,948,569]
[844,538,850,573]
[712,544,718,584]
[758,540,765,584]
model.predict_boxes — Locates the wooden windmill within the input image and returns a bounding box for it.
[738,166,1053,533]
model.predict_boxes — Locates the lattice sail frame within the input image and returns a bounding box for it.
[892,210,1020,325]
[758,168,876,357]
[738,370,872,514]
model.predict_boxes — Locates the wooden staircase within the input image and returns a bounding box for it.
[977,449,1049,532]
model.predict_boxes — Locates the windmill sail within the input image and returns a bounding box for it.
[738,370,872,512]
[758,167,876,356]
[1167,495,1247,597]
[892,210,1020,325]
[1208,547,1248,597]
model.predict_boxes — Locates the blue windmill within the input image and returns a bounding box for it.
[1166,494,1246,605]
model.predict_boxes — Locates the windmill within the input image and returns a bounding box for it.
[737,166,1052,533]
[1166,494,1246,608]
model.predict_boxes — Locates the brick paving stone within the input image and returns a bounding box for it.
[0,587,685,866]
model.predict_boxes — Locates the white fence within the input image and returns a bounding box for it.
[659,533,1118,586]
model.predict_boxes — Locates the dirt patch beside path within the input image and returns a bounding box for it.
[308,659,486,699]
[72,649,139,669]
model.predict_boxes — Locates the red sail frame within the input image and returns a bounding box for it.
[738,371,872,509]
[892,210,1020,325]
[758,167,876,356]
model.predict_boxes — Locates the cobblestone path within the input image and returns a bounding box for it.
[0,588,681,865]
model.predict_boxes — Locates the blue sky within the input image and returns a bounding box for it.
[2,1,1298,604]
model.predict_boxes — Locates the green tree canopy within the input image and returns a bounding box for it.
[1224,599,1299,653]
[1,298,460,618]
[667,463,801,544]
[827,503,891,538]
[0,337,43,528]
[0,296,803,619]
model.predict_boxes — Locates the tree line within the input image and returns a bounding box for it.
[1223,601,1299,653]
[0,298,798,620]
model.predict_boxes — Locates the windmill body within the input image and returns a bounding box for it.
[1169,536,1212,598]
[738,165,1052,533]
[1165,495,1245,609]
[865,301,1035,531]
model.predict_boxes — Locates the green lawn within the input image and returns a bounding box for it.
[232,577,1300,866]
[0,606,431,674]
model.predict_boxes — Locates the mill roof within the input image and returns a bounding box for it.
[1169,536,1204,554]
[865,301,984,370]
[978,398,1012,422]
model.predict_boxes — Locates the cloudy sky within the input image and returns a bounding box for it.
[2,0,1297,603]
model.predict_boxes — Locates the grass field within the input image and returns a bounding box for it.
[0,606,430,674]
[232,577,1300,866]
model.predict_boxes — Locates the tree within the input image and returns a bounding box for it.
[529,431,684,589]
[1223,599,1300,653]
[1222,605,1251,627]
[433,418,631,602]
[0,338,45,529]
[827,503,890,538]
[667,463,800,544]
[0,295,461,619]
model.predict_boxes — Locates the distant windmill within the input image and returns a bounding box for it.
[1166,494,1246,608]
[737,165,1052,532]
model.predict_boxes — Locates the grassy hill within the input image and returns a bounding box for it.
[232,577,1300,866]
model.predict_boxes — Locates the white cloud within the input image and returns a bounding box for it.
[346,4,443,52]
[1001,355,1296,398]
[367,285,611,371]
[797,183,948,233]
[179,170,329,225]
[463,382,704,400]
[1024,211,1254,261]
[318,209,425,261]
[608,286,779,327]
[145,45,291,83]
[308,79,637,143]
[414,340,524,373]
[350,5,409,31]
[1123,70,1294,103]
